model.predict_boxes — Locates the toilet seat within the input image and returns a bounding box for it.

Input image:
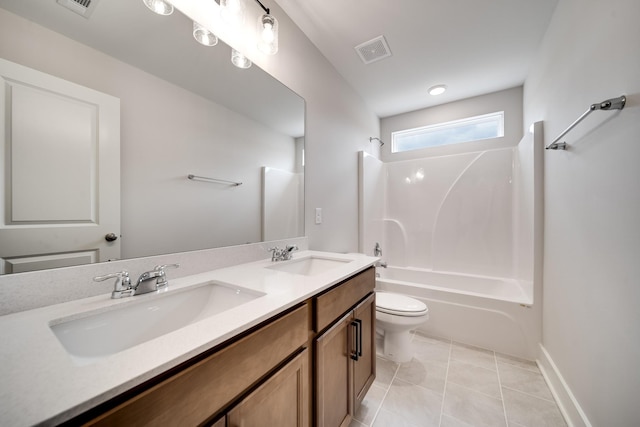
[376,292,428,317]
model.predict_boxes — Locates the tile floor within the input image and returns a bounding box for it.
[350,332,567,427]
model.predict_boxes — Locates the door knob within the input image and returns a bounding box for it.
[105,233,118,242]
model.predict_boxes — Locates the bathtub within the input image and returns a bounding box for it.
[375,266,540,359]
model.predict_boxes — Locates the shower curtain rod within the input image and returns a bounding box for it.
[187,174,242,186]
[546,95,626,150]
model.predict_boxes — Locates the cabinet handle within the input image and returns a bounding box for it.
[355,318,363,357]
[350,321,359,361]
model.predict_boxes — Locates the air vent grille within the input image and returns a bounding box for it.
[355,35,392,65]
[57,0,100,18]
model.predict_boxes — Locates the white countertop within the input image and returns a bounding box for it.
[0,251,377,426]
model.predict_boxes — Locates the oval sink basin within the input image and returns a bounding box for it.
[50,282,265,366]
[266,256,352,276]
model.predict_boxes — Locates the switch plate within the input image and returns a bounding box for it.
[315,208,322,224]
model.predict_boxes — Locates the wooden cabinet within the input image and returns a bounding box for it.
[227,349,309,427]
[315,268,376,427]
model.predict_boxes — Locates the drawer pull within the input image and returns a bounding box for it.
[350,320,360,361]
[355,318,363,357]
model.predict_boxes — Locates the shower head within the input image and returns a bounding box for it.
[369,137,384,147]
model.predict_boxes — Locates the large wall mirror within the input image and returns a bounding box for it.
[0,0,305,275]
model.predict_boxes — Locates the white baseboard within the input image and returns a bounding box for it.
[536,344,591,427]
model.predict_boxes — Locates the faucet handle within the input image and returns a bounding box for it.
[153,264,180,288]
[268,246,283,261]
[94,271,133,298]
[154,263,180,272]
[284,245,298,260]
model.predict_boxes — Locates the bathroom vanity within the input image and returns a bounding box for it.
[0,251,377,426]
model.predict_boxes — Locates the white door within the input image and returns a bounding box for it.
[0,58,120,274]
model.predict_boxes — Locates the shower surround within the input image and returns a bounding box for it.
[360,122,543,358]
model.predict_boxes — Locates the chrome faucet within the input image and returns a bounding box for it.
[373,243,387,269]
[374,242,382,257]
[94,264,179,299]
[134,264,180,295]
[269,244,298,262]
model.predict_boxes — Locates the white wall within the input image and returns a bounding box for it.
[524,0,640,425]
[380,86,523,162]
[0,9,297,259]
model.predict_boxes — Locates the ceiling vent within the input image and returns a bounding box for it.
[355,35,392,65]
[56,0,100,18]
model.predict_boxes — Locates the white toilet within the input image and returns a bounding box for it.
[375,292,429,363]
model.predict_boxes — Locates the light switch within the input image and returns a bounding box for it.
[315,208,322,224]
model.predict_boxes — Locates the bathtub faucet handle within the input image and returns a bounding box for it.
[375,260,387,268]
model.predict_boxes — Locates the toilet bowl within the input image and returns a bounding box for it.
[375,291,429,363]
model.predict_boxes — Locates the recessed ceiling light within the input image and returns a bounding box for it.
[428,85,447,96]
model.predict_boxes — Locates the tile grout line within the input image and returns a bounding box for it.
[502,384,559,404]
[372,361,399,426]
[367,353,400,426]
[437,338,453,427]
[495,352,509,426]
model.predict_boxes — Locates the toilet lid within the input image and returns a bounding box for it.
[376,292,428,316]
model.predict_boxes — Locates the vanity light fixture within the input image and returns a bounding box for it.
[142,0,173,16]
[143,0,280,69]
[428,84,447,96]
[193,21,218,46]
[231,49,252,69]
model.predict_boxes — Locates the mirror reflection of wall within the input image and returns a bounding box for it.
[0,2,304,275]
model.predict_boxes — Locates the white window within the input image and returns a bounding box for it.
[392,111,504,153]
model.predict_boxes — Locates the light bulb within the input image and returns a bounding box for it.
[231,49,252,69]
[220,0,245,25]
[193,22,218,47]
[262,23,274,43]
[257,14,278,55]
[142,0,173,15]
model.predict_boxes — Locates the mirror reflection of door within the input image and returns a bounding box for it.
[0,58,120,274]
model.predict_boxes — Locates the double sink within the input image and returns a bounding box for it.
[50,255,352,365]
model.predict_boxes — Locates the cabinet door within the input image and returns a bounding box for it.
[315,312,353,427]
[352,293,376,414]
[227,349,309,427]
